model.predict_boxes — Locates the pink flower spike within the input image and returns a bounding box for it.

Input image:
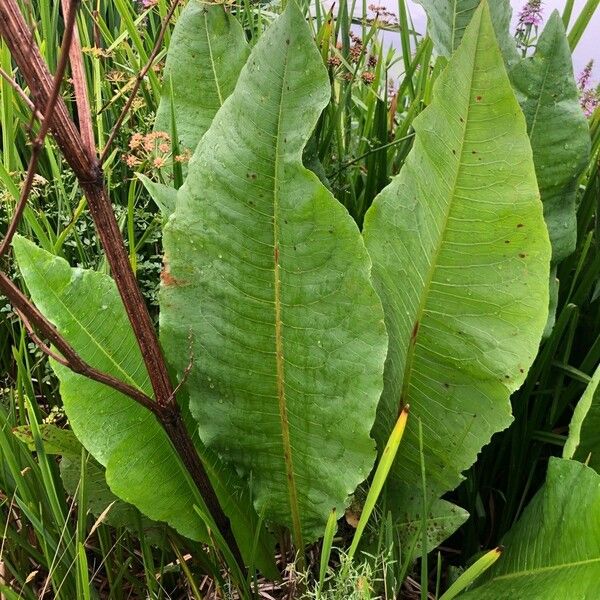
[518,0,543,28]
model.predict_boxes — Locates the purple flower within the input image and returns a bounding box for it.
[581,89,599,118]
[578,61,599,118]
[578,60,594,91]
[518,0,543,28]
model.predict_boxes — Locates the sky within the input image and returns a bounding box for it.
[371,1,600,83]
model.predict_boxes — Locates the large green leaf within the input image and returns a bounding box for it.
[363,2,550,512]
[416,0,518,64]
[564,363,600,469]
[13,236,275,572]
[160,2,388,544]
[153,1,249,152]
[460,459,600,598]
[510,10,591,264]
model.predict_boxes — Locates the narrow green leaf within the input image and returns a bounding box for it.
[363,2,550,520]
[153,2,249,153]
[567,0,600,50]
[440,546,502,600]
[318,509,337,596]
[565,363,600,466]
[161,1,388,544]
[416,0,518,65]
[510,10,591,264]
[345,407,409,573]
[460,459,600,598]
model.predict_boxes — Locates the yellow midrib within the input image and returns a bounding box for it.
[271,40,304,550]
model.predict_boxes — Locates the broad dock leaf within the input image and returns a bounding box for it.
[13,236,275,572]
[416,0,518,64]
[161,2,388,543]
[154,1,249,152]
[461,459,600,598]
[363,3,550,512]
[511,10,591,264]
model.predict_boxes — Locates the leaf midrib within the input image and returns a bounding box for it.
[490,556,600,582]
[398,12,481,408]
[271,38,303,549]
[204,10,224,106]
[451,0,459,50]
[526,22,559,153]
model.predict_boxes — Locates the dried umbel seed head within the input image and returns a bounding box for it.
[368,54,378,68]
[350,43,363,63]
[361,71,375,85]
[328,55,342,68]
[125,154,141,167]
[124,131,175,172]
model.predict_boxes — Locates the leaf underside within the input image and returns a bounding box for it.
[160,2,388,542]
[461,459,600,599]
[416,0,518,64]
[363,3,550,517]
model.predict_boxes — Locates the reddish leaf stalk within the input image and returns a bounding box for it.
[60,0,95,156]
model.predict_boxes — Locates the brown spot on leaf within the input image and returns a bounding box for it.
[161,269,184,287]
[411,320,420,341]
